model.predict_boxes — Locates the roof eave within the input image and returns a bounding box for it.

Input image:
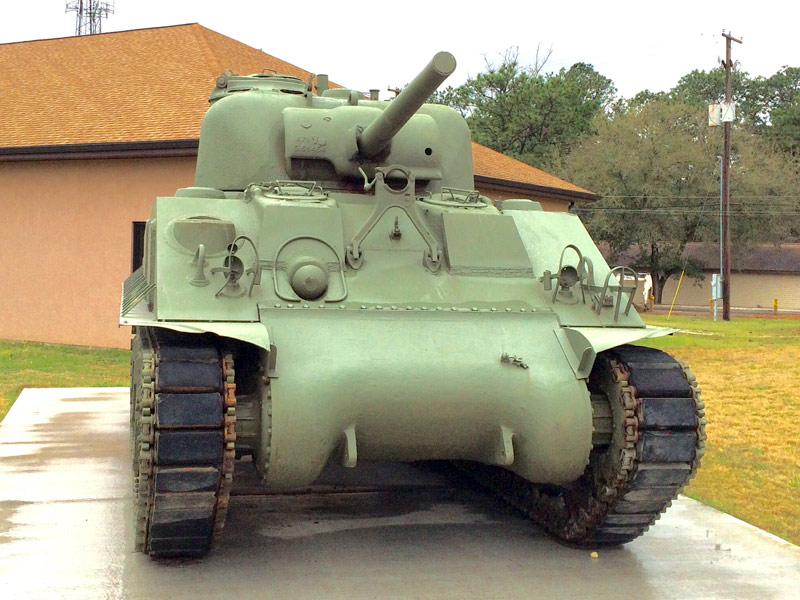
[0,139,199,161]
[474,174,597,203]
[0,143,596,205]
[716,268,800,275]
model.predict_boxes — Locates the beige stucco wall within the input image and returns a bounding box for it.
[0,157,196,348]
[0,158,575,349]
[610,271,799,312]
[661,272,800,310]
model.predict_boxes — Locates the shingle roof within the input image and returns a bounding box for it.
[471,142,593,196]
[0,24,592,198]
[0,24,317,146]
[684,242,800,274]
[606,242,800,274]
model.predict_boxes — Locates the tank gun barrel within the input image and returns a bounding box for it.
[357,51,456,159]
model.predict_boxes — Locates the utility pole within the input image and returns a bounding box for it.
[721,31,742,321]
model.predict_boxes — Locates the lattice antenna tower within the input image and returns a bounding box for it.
[66,1,115,36]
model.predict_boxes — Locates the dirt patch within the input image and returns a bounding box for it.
[0,500,31,543]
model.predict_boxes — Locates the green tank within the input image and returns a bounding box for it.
[121,52,705,557]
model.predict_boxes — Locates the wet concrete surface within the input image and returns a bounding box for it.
[0,388,798,600]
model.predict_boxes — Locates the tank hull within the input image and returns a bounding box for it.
[258,309,592,491]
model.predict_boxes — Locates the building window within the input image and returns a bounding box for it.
[132,222,146,272]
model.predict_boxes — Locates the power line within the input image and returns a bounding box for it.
[577,202,800,208]
[597,194,800,199]
[575,208,800,215]
[579,201,800,206]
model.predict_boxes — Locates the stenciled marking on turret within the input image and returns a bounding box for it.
[294,136,328,155]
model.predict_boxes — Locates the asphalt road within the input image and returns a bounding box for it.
[1,388,798,600]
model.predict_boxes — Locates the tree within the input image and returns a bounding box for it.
[432,48,615,169]
[670,66,760,122]
[759,67,800,156]
[555,99,800,303]
[769,98,800,157]
[668,64,800,156]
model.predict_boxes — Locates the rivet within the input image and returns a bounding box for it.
[339,305,346,309]
[391,305,398,310]
[421,306,428,311]
[274,303,281,308]
[361,305,367,309]
[436,306,443,311]
[406,306,413,310]
[506,308,512,312]
[303,304,309,308]
[520,308,526,312]
[319,304,325,308]
[451,307,457,311]
[491,307,497,312]
[471,307,478,311]
[377,305,383,310]
[287,303,293,308]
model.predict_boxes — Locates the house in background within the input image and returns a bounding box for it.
[0,24,595,348]
[660,243,800,311]
[607,243,800,311]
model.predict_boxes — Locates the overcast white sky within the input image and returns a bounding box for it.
[2,1,797,99]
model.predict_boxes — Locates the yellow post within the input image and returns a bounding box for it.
[667,271,686,320]
[774,298,778,316]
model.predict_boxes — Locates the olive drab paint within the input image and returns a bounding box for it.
[122,52,695,555]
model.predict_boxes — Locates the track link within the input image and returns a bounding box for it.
[458,344,705,546]
[131,327,236,557]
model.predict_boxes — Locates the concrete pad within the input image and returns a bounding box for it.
[0,388,798,600]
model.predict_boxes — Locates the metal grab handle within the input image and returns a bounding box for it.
[579,256,595,290]
[264,180,322,196]
[596,266,638,321]
[440,187,485,205]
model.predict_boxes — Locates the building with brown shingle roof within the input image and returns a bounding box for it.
[0,24,319,147]
[608,243,800,311]
[0,24,595,348]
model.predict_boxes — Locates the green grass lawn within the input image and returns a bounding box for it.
[639,313,800,349]
[0,339,130,421]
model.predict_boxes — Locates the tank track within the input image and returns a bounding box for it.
[130,327,236,557]
[458,344,706,546]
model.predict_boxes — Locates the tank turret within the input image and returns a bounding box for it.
[195,51,472,192]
